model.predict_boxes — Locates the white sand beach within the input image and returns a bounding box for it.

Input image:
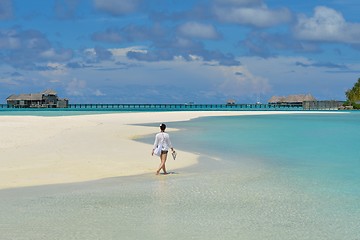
[0,111,302,190]
[1,110,357,240]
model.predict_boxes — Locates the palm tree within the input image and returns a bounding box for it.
[346,78,360,109]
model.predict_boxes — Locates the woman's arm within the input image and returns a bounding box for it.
[152,134,159,155]
[153,134,159,149]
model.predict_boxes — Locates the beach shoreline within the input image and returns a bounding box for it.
[0,110,318,190]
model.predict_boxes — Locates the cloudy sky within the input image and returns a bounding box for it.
[0,0,359,104]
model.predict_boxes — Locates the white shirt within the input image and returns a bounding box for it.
[153,132,172,151]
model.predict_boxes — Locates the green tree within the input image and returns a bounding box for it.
[345,78,360,109]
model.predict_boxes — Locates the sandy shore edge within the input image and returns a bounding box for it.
[0,111,310,189]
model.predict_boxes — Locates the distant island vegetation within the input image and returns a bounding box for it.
[345,78,360,109]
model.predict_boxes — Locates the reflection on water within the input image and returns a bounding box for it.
[1,157,359,240]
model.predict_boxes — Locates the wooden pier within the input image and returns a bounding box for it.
[67,103,304,111]
[0,103,304,111]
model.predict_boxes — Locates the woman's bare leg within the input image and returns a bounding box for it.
[161,152,168,174]
[156,152,168,175]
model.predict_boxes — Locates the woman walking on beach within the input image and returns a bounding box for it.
[152,123,174,175]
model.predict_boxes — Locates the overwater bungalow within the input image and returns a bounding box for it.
[268,94,344,110]
[6,90,68,108]
[268,94,316,105]
[226,99,236,105]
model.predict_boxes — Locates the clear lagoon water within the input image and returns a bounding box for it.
[1,111,359,240]
[0,108,129,116]
[172,112,360,195]
[143,111,360,239]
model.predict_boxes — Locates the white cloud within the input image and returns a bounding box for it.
[178,22,219,39]
[238,56,359,101]
[39,63,67,82]
[109,47,147,57]
[218,65,271,99]
[294,6,360,44]
[66,78,86,96]
[0,29,21,49]
[40,48,73,62]
[67,53,269,103]
[94,89,106,96]
[188,54,202,61]
[214,5,291,27]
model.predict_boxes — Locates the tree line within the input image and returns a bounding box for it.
[345,78,360,109]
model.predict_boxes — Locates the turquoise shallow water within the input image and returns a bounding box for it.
[171,112,360,196]
[138,111,360,239]
[1,111,359,239]
[0,109,129,116]
[171,113,360,212]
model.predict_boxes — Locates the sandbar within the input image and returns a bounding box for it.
[0,111,304,189]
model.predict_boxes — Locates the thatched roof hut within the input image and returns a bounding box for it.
[6,89,67,108]
[42,89,57,96]
[7,90,57,101]
[226,99,236,105]
[7,93,43,101]
[268,96,285,103]
[268,94,316,104]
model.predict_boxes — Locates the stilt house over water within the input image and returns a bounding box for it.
[268,94,316,104]
[268,94,344,110]
[6,90,68,108]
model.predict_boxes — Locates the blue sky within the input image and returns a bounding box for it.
[0,0,359,104]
